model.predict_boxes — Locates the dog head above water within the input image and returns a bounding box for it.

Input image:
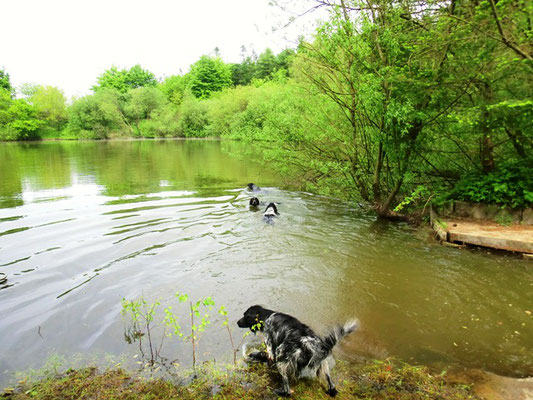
[249,197,260,207]
[237,305,274,332]
[247,183,260,192]
[263,202,279,217]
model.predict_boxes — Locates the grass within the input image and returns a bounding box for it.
[2,359,479,400]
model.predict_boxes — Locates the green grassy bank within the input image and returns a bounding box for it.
[2,360,478,400]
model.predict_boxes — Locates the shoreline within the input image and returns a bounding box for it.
[2,356,532,400]
[0,359,483,400]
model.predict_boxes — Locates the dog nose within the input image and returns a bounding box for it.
[237,318,245,328]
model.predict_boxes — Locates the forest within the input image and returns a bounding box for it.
[1,0,531,217]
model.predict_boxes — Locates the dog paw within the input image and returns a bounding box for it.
[273,388,291,397]
[326,388,338,397]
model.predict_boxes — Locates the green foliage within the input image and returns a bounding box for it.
[394,186,431,213]
[93,65,157,93]
[123,87,167,135]
[137,103,180,138]
[68,89,128,139]
[255,48,277,80]
[159,74,187,105]
[121,292,218,371]
[230,48,294,86]
[26,85,68,130]
[177,95,210,137]
[447,161,533,208]
[0,68,12,93]
[188,56,232,99]
[0,90,42,140]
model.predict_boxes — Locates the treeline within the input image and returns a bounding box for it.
[0,47,293,141]
[1,0,532,215]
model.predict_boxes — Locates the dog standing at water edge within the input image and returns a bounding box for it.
[237,305,358,397]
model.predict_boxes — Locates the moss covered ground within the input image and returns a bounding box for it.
[2,360,479,400]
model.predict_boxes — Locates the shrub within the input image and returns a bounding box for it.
[177,96,210,137]
[447,160,533,209]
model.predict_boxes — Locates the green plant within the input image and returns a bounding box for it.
[121,292,220,374]
[218,305,251,365]
[447,161,532,209]
[436,220,448,230]
[495,213,513,226]
[394,186,431,213]
[121,297,165,366]
[181,293,215,374]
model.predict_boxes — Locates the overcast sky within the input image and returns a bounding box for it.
[1,0,326,99]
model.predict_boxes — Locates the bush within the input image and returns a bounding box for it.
[177,96,210,137]
[447,161,533,209]
[206,85,255,137]
[68,89,128,139]
[137,104,180,138]
[0,90,42,140]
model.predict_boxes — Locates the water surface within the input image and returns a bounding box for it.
[0,140,531,386]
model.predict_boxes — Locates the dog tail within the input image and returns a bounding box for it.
[321,319,359,353]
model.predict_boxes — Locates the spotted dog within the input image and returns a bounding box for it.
[237,305,358,397]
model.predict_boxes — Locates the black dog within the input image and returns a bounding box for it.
[249,197,260,207]
[237,305,358,397]
[247,183,260,192]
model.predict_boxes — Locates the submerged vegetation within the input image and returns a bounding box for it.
[1,0,531,216]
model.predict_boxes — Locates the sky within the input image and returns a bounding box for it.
[1,0,326,99]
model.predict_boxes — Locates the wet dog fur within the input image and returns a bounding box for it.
[237,305,358,397]
[263,202,279,222]
[249,197,260,207]
[247,183,261,192]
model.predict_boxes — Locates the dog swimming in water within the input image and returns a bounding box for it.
[247,183,261,192]
[263,202,279,223]
[249,197,260,207]
[237,305,358,397]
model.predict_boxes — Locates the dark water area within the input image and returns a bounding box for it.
[0,140,531,386]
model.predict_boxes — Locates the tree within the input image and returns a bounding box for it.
[255,48,277,79]
[0,90,41,140]
[230,58,256,86]
[124,87,167,134]
[280,1,481,216]
[68,89,128,138]
[275,49,295,75]
[187,56,232,99]
[93,65,157,93]
[159,74,187,105]
[0,68,12,94]
[24,85,68,129]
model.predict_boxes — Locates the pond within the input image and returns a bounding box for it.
[0,140,531,386]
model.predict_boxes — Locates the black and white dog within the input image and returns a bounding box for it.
[249,197,260,207]
[247,183,261,192]
[237,305,358,397]
[263,202,279,223]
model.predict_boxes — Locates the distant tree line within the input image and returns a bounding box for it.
[0,47,294,141]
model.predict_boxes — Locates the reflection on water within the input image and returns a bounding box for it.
[0,140,532,387]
